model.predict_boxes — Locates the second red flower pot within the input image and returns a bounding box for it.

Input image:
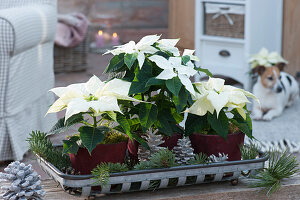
[190,132,245,161]
[69,141,128,175]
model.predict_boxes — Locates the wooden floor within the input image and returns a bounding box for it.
[43,176,300,200]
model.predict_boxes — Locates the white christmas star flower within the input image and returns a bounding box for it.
[104,35,161,68]
[249,48,288,69]
[47,76,138,121]
[186,77,259,119]
[149,55,197,96]
[182,49,200,61]
[157,38,180,56]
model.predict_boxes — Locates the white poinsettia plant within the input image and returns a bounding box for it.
[184,77,259,139]
[46,76,140,154]
[249,48,287,69]
[104,34,212,137]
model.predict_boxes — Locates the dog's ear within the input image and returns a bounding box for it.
[255,65,266,75]
[276,62,286,71]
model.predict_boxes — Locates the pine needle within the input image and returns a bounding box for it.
[241,144,260,160]
[92,163,129,186]
[188,153,209,165]
[249,150,299,196]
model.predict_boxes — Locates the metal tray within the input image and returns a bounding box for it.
[35,153,268,197]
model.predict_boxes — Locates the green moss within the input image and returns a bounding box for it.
[101,131,128,144]
[194,122,239,135]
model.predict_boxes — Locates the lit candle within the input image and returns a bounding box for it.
[111,32,120,46]
[95,30,104,48]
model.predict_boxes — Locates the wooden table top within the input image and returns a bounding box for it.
[42,176,300,200]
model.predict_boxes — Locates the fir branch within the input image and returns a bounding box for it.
[134,149,177,170]
[149,149,177,168]
[249,150,299,196]
[241,144,260,160]
[133,161,151,170]
[188,153,209,165]
[91,163,129,186]
[27,131,71,171]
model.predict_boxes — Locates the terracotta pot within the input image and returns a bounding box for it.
[69,141,128,175]
[189,132,245,161]
[127,134,182,160]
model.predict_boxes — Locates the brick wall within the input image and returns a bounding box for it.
[58,0,168,29]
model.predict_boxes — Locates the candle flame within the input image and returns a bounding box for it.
[98,30,103,36]
[113,32,118,38]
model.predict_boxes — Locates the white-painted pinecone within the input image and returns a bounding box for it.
[138,128,166,161]
[209,153,228,163]
[173,137,195,165]
[0,161,46,200]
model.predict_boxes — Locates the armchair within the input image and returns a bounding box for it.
[0,0,57,161]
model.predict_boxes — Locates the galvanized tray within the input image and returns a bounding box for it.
[36,153,268,197]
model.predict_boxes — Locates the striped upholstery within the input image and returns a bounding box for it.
[0,0,57,161]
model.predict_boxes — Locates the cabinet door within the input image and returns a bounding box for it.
[168,0,195,50]
[282,0,300,76]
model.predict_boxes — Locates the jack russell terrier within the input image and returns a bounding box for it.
[252,63,299,121]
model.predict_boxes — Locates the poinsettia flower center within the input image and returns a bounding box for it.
[84,94,98,102]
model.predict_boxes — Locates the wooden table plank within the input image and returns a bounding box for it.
[42,176,300,200]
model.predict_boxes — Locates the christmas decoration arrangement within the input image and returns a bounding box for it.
[28,34,298,197]
[249,48,287,72]
[0,161,45,200]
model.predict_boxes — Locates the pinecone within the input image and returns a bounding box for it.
[61,167,80,175]
[138,128,166,161]
[208,153,228,163]
[0,161,46,200]
[173,137,195,165]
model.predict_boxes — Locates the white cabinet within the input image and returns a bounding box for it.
[195,0,283,90]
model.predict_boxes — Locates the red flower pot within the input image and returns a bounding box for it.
[127,134,182,160]
[127,139,139,161]
[190,132,245,161]
[160,134,182,150]
[69,141,128,175]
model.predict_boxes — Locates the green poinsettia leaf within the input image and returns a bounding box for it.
[116,113,133,140]
[139,103,158,132]
[106,111,117,121]
[128,60,152,95]
[185,113,208,136]
[196,67,213,77]
[132,133,149,150]
[166,76,182,97]
[170,107,184,123]
[122,64,136,82]
[173,87,188,112]
[79,126,109,154]
[155,115,173,136]
[207,110,229,139]
[145,77,165,87]
[124,53,138,69]
[230,109,253,139]
[63,136,80,154]
[49,113,84,135]
[105,53,125,73]
[182,55,191,65]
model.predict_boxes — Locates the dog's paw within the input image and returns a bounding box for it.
[252,112,263,120]
[262,115,273,121]
[252,115,262,120]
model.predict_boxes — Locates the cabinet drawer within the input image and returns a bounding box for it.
[201,41,244,68]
